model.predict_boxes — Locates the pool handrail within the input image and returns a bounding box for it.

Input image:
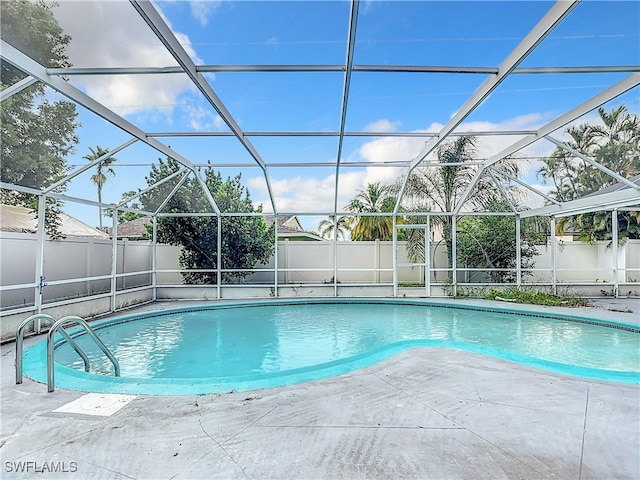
[47,315,120,393]
[16,314,90,384]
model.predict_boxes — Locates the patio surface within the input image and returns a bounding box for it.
[1,298,638,479]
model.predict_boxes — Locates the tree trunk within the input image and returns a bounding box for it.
[98,188,102,230]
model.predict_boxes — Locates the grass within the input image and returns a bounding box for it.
[458,285,591,307]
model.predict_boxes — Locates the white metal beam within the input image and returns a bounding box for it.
[129,0,277,214]
[394,0,580,214]
[333,0,359,214]
[46,64,640,76]
[454,73,640,214]
[490,168,561,206]
[519,188,640,218]
[0,40,198,173]
[153,173,190,215]
[545,136,640,191]
[117,168,188,208]
[0,76,38,102]
[487,169,518,213]
[44,139,138,194]
[146,130,538,138]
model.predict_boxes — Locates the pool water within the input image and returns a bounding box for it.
[23,300,640,394]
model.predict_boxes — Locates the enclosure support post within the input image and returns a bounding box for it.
[375,239,380,284]
[110,209,118,312]
[152,216,157,301]
[392,215,398,298]
[34,194,46,329]
[550,217,557,295]
[452,215,457,297]
[425,216,431,297]
[612,209,619,298]
[217,214,222,299]
[516,215,522,289]
[284,239,290,285]
[273,218,279,298]
[333,217,338,297]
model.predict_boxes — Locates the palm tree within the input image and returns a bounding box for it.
[317,215,349,240]
[398,136,521,271]
[538,105,640,241]
[84,145,117,229]
[345,182,395,241]
[540,105,639,200]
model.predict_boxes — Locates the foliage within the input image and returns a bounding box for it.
[0,0,79,238]
[83,146,117,229]
[456,200,539,282]
[538,105,639,241]
[103,191,145,224]
[398,136,523,269]
[452,285,590,307]
[345,182,396,241]
[572,210,640,244]
[484,286,590,307]
[140,158,274,284]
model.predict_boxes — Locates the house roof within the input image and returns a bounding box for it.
[263,215,304,234]
[0,204,109,238]
[583,174,640,197]
[112,216,151,239]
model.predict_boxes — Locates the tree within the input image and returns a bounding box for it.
[83,146,117,229]
[538,105,640,241]
[0,0,79,238]
[317,215,349,240]
[140,158,275,284]
[398,136,522,272]
[456,200,539,283]
[345,182,395,241]
[103,191,145,224]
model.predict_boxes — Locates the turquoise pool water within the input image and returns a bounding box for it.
[23,300,640,394]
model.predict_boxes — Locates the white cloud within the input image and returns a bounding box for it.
[189,1,223,27]
[53,1,213,120]
[247,113,575,218]
[363,119,400,133]
[184,103,225,131]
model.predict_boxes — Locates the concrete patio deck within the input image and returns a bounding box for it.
[1,299,638,479]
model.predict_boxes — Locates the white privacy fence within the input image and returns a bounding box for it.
[2,232,639,339]
[2,232,639,309]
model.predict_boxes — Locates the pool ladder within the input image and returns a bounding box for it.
[16,314,120,392]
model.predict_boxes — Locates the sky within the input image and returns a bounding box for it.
[21,0,640,231]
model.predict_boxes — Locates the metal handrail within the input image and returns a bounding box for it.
[15,314,90,384]
[47,315,120,392]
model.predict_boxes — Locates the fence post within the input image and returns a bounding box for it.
[110,209,118,312]
[516,215,522,289]
[551,217,557,295]
[217,214,222,299]
[392,216,398,297]
[152,216,157,301]
[86,237,93,296]
[273,219,279,297]
[425,216,431,297]
[612,209,619,298]
[34,195,46,329]
[452,215,457,297]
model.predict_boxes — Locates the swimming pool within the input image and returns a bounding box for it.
[22,299,640,394]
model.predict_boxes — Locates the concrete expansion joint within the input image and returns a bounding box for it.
[578,385,590,480]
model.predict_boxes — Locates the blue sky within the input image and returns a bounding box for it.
[39,0,640,231]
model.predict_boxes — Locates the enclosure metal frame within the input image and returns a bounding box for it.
[1,0,639,317]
